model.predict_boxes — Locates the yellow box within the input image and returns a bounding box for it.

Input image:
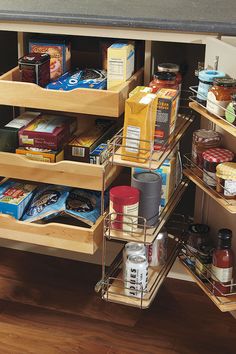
[121,92,157,163]
[107,43,135,90]
[16,147,64,163]
[129,86,152,98]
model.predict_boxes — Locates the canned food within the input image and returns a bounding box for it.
[147,228,168,267]
[124,254,148,298]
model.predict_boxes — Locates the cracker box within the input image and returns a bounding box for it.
[107,42,135,90]
[29,37,71,80]
[154,88,179,150]
[129,86,152,98]
[0,179,37,219]
[18,114,76,150]
[16,147,64,163]
[0,111,41,153]
[89,143,108,165]
[122,92,157,163]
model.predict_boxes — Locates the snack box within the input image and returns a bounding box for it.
[0,111,41,153]
[29,37,71,80]
[16,147,64,163]
[65,120,115,163]
[0,179,37,219]
[154,88,179,150]
[107,42,135,90]
[89,143,108,165]
[129,86,152,98]
[19,114,76,150]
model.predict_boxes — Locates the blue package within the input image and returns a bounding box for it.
[65,188,108,226]
[22,184,70,222]
[46,69,107,91]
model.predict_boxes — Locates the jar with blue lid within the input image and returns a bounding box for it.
[197,70,225,104]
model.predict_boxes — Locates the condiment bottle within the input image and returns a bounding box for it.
[216,162,236,199]
[225,94,236,125]
[211,229,234,296]
[149,72,178,93]
[157,63,182,89]
[197,70,225,104]
[206,78,236,116]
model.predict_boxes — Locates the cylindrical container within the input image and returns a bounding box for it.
[149,72,178,93]
[146,228,168,267]
[123,242,146,268]
[197,70,225,103]
[225,94,236,125]
[18,53,50,87]
[192,129,222,170]
[195,244,212,282]
[124,254,148,298]
[202,148,234,187]
[131,172,162,226]
[157,63,182,89]
[186,224,210,265]
[206,78,236,116]
[216,162,236,199]
[109,186,140,231]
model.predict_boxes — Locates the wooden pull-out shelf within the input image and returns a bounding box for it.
[0,152,122,191]
[0,213,105,254]
[0,68,143,117]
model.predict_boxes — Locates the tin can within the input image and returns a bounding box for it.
[123,242,146,269]
[147,228,168,267]
[18,53,50,87]
[124,255,148,298]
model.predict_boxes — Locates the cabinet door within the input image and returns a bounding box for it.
[204,37,236,77]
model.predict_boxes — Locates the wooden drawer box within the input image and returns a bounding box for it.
[0,213,105,254]
[0,68,143,117]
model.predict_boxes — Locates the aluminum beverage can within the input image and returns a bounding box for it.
[147,228,168,267]
[123,242,146,264]
[124,254,148,298]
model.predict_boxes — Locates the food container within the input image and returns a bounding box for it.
[157,63,182,89]
[197,70,225,103]
[202,148,234,187]
[195,244,213,282]
[206,78,236,117]
[216,162,236,199]
[131,171,162,226]
[149,72,178,93]
[109,186,140,231]
[225,94,236,125]
[185,223,210,265]
[192,129,222,171]
[18,53,50,87]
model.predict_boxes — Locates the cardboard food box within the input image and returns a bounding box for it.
[65,120,115,163]
[122,92,157,163]
[89,143,108,165]
[18,114,76,150]
[29,37,71,80]
[154,88,179,150]
[16,147,64,163]
[0,111,41,153]
[0,179,37,219]
[107,42,135,90]
[129,86,152,98]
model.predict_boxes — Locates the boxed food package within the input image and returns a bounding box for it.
[121,92,157,163]
[107,42,135,90]
[0,111,41,152]
[89,143,108,164]
[29,37,71,80]
[16,147,64,163]
[154,88,179,150]
[129,86,152,98]
[18,114,76,150]
[0,179,37,219]
[65,119,115,163]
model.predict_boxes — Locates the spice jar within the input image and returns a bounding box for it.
[206,78,236,116]
[197,70,225,104]
[195,244,213,282]
[192,129,222,171]
[149,72,178,93]
[225,94,236,125]
[157,63,182,89]
[185,223,210,265]
[202,148,234,187]
[216,162,236,199]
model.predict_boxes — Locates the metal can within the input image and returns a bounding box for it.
[123,242,146,276]
[124,255,148,298]
[147,228,168,267]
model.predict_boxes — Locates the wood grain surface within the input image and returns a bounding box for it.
[0,247,235,354]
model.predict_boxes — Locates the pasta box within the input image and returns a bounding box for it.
[16,147,64,163]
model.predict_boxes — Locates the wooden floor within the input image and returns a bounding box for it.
[0,248,235,354]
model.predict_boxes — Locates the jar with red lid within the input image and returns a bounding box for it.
[206,78,236,117]
[109,186,140,232]
[202,148,234,187]
[157,63,182,89]
[149,72,178,93]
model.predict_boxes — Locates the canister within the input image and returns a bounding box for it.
[216,162,236,199]
[197,70,225,103]
[202,148,234,187]
[109,186,140,231]
[131,171,162,226]
[18,53,50,87]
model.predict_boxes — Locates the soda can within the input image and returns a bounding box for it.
[124,254,148,298]
[123,242,146,277]
[147,228,168,267]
